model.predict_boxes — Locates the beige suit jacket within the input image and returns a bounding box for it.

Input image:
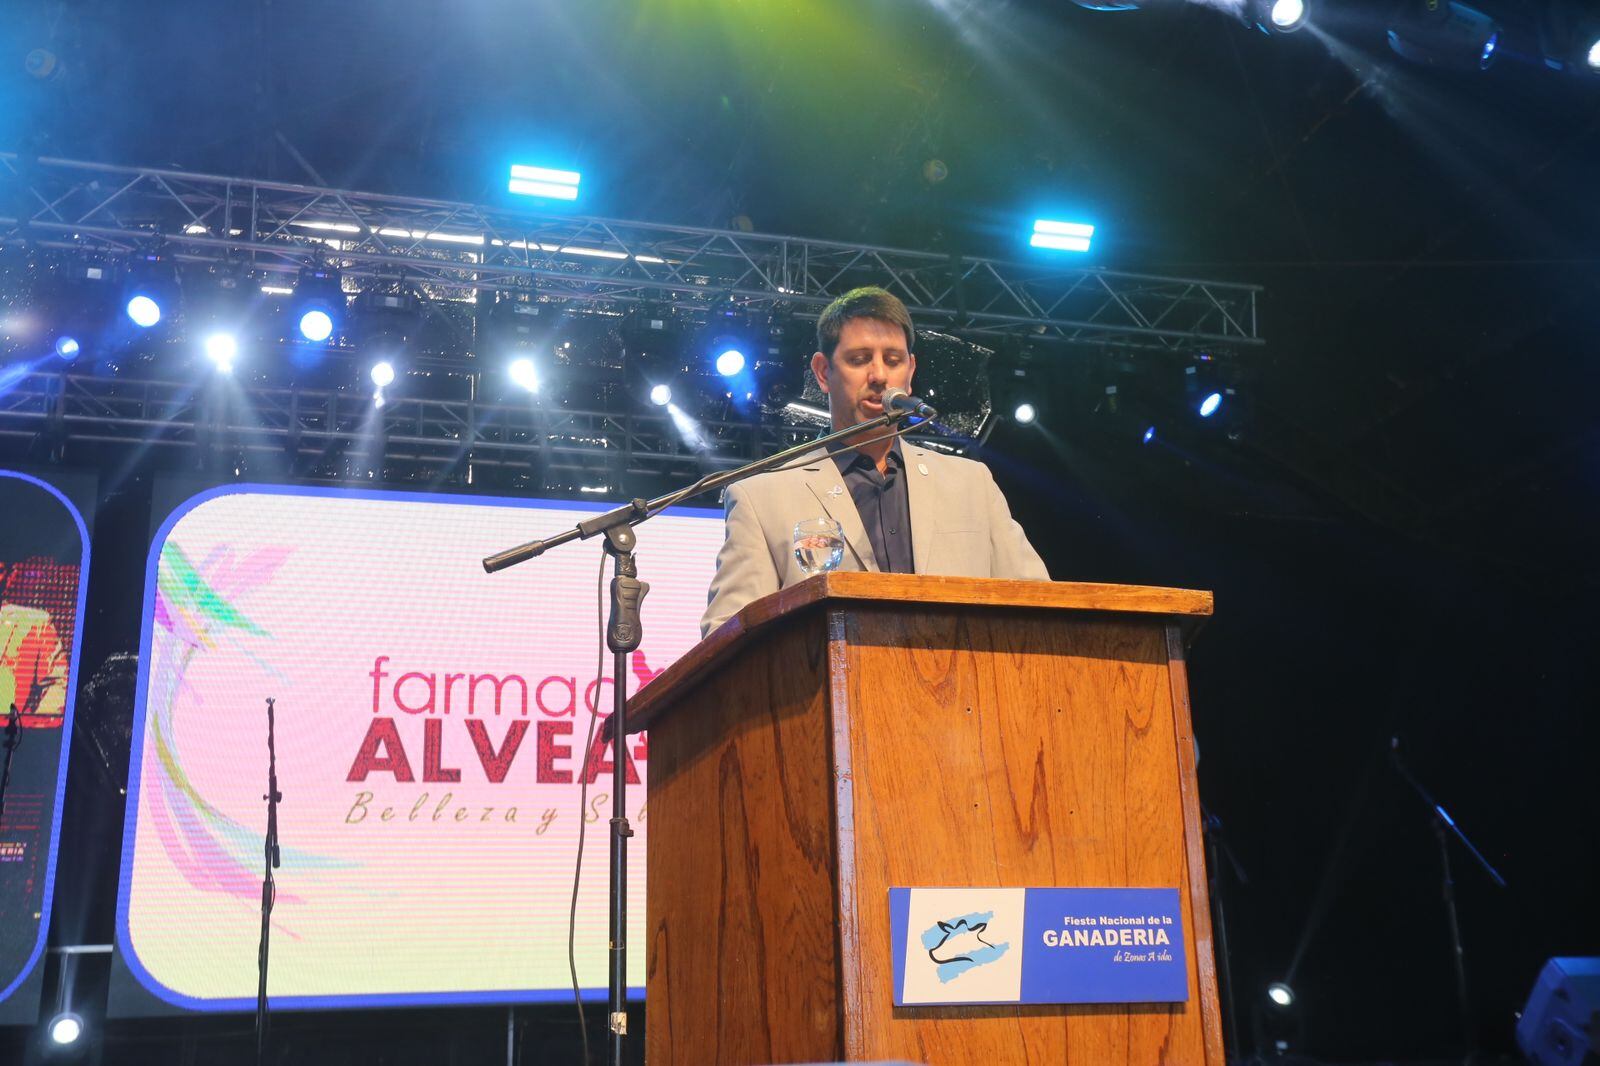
[701,442,1050,636]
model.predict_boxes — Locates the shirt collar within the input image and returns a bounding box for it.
[830,438,905,477]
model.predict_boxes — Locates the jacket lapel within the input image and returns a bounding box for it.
[904,444,935,574]
[800,456,878,573]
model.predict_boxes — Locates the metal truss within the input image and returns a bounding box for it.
[0,369,842,488]
[0,154,1261,352]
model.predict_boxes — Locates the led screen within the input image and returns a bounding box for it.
[0,470,92,1024]
[116,485,721,1010]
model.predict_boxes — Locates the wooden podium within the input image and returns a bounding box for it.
[625,573,1222,1065]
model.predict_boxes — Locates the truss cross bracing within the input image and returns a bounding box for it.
[1,155,1262,352]
[0,369,832,487]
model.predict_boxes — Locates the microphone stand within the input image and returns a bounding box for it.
[0,704,19,831]
[256,697,282,1066]
[1390,738,1506,1062]
[483,407,924,1066]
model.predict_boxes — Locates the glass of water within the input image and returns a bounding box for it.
[793,517,846,575]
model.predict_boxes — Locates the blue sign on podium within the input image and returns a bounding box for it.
[889,886,1189,1006]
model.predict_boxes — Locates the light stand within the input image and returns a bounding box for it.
[1390,738,1506,1062]
[0,705,20,831]
[256,697,282,1066]
[483,407,922,1066]
[1202,805,1249,1058]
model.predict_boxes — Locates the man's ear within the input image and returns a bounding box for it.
[810,350,832,394]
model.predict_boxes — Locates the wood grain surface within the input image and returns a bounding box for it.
[645,621,844,1065]
[836,605,1221,1064]
[642,585,1221,1064]
[626,575,1213,734]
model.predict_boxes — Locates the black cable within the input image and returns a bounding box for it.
[567,547,606,1066]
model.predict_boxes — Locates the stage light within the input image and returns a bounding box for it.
[1269,0,1307,30]
[486,299,552,359]
[1199,392,1223,418]
[1143,425,1157,444]
[1387,1,1501,71]
[203,333,238,372]
[370,361,396,388]
[509,357,539,392]
[1013,402,1037,425]
[299,309,334,342]
[121,250,179,330]
[1267,981,1295,1008]
[1247,0,1309,32]
[294,263,344,343]
[1030,219,1095,253]
[352,290,421,361]
[125,294,161,328]
[508,163,581,201]
[715,348,746,377]
[48,1012,83,1045]
[649,384,672,407]
[54,336,80,361]
[1587,37,1600,70]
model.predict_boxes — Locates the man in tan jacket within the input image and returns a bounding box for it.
[701,287,1049,637]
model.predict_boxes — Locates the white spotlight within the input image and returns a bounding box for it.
[1267,981,1295,1008]
[1587,37,1600,70]
[649,383,672,407]
[298,308,334,342]
[204,333,238,372]
[509,357,539,392]
[1270,0,1306,30]
[126,295,162,328]
[48,1012,83,1045]
[370,361,396,388]
[1013,402,1037,425]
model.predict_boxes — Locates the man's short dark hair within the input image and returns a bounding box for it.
[815,286,915,360]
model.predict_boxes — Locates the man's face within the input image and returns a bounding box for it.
[810,316,916,433]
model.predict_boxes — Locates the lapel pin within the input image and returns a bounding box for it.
[918,463,929,476]
[827,484,844,498]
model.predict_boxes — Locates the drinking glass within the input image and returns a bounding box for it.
[793,517,846,575]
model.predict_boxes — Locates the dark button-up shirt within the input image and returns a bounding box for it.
[831,442,915,574]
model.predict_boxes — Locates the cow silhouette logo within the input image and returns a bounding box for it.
[921,910,1011,984]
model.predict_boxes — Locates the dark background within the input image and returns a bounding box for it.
[3,0,1599,1061]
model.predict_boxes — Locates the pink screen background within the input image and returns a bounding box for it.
[119,487,724,1007]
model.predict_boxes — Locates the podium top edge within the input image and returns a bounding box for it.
[758,573,1215,619]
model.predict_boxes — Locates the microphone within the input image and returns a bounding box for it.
[882,386,938,420]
